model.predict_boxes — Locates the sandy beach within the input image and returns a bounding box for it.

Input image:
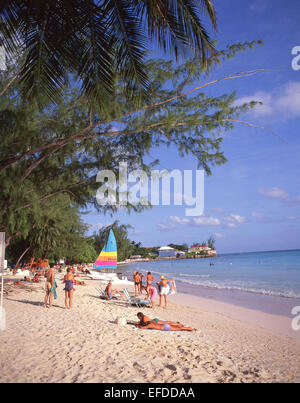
[0,275,300,383]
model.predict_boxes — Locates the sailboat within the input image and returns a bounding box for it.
[90,229,133,285]
[94,229,118,272]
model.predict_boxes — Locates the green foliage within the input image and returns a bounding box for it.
[0,0,217,107]
[168,243,188,251]
[5,194,97,263]
[93,220,133,262]
[1,40,262,257]
[65,238,98,264]
[207,235,216,249]
[130,241,157,258]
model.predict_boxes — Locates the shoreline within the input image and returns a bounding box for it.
[175,282,300,319]
[170,292,300,340]
[120,260,300,320]
[118,254,217,265]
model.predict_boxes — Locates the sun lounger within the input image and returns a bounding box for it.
[123,288,152,307]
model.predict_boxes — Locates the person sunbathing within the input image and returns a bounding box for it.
[74,279,86,285]
[135,312,195,330]
[136,320,195,332]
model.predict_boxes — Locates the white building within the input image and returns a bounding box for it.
[158,246,175,258]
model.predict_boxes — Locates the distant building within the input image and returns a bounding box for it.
[188,246,216,256]
[188,245,209,253]
[130,255,142,260]
[206,249,217,256]
[158,246,175,258]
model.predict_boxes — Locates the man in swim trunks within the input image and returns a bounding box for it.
[134,272,141,296]
[156,275,172,308]
[44,266,54,308]
[133,270,139,296]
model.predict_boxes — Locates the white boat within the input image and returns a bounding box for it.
[89,271,133,285]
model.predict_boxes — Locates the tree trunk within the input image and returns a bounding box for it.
[16,247,30,268]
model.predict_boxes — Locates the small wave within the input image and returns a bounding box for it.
[177,273,211,278]
[175,279,300,299]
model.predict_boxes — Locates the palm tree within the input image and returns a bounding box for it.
[0,0,217,106]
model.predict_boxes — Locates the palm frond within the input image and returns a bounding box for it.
[0,0,217,107]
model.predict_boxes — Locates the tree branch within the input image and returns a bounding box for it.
[0,74,18,97]
[0,69,273,173]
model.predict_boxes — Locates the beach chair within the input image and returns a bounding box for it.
[123,288,152,307]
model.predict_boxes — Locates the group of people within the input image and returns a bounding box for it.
[132,270,174,308]
[44,265,81,309]
[35,263,194,332]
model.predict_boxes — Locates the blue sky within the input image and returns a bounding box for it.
[84,0,300,254]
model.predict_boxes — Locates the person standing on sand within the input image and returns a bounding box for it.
[138,272,145,296]
[134,271,141,296]
[63,268,74,309]
[146,271,155,298]
[132,270,138,296]
[148,284,157,308]
[156,275,172,308]
[44,265,55,308]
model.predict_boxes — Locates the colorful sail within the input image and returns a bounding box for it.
[93,229,117,270]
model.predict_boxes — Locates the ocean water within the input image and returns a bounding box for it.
[123,249,300,316]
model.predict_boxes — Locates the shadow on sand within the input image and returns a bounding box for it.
[7,298,65,309]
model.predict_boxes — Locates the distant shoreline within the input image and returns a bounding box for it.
[118,254,217,265]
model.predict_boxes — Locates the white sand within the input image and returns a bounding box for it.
[0,276,299,383]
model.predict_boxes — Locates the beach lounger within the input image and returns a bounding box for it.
[123,288,151,307]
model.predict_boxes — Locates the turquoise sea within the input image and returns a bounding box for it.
[123,249,300,317]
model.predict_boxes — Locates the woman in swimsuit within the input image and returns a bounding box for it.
[63,268,74,309]
[136,320,195,332]
[135,312,194,329]
[146,272,155,299]
[148,284,157,308]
